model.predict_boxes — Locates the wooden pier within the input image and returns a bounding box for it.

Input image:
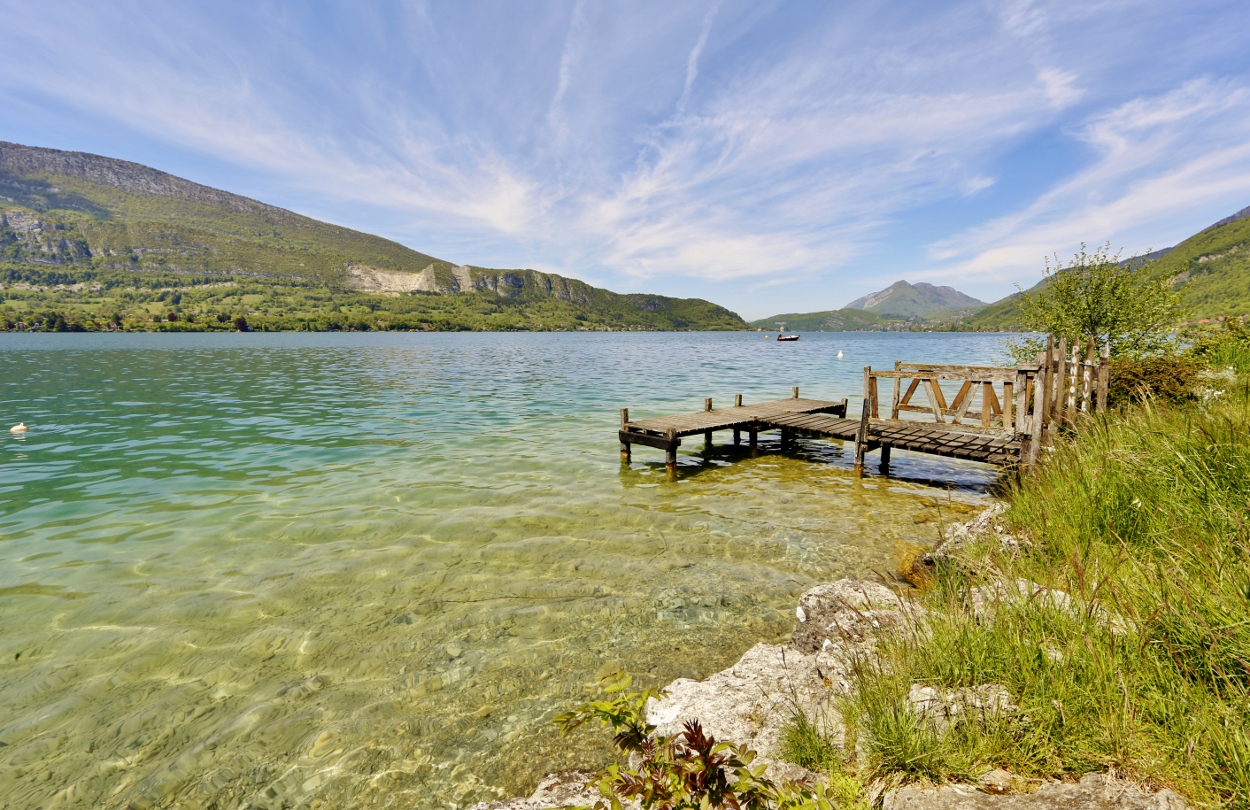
[619,388,848,476]
[617,342,1110,479]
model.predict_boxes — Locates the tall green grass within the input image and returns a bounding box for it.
[841,382,1250,807]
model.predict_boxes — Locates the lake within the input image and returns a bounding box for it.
[0,331,1008,809]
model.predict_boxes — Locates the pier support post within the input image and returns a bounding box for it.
[733,428,740,445]
[749,428,758,456]
[620,408,630,462]
[792,386,800,399]
[665,427,678,480]
[704,430,713,446]
[735,394,743,407]
[781,426,790,449]
[853,397,870,477]
[879,445,891,474]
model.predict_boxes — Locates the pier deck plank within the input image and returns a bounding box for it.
[761,412,1020,465]
[619,395,1021,472]
[623,397,847,438]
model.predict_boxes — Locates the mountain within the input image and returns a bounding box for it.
[844,280,986,317]
[0,142,746,331]
[749,281,987,332]
[961,205,1250,330]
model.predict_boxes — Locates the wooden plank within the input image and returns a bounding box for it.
[867,369,1019,382]
[621,430,681,451]
[923,378,946,423]
[950,380,974,424]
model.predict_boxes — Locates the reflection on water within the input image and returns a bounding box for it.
[0,332,1003,809]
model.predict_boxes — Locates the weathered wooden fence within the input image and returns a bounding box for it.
[861,335,1111,468]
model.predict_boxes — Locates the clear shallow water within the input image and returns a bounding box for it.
[0,331,1006,809]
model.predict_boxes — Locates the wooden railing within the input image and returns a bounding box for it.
[863,362,1037,432]
[862,337,1110,468]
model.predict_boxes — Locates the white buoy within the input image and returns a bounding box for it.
[837,350,844,358]
[9,422,28,434]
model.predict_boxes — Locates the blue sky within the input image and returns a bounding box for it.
[5,1,1250,320]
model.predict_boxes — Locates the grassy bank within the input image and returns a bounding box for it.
[842,380,1250,807]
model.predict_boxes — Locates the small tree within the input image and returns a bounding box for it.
[1008,243,1186,361]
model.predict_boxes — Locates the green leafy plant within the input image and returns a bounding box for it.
[1010,243,1187,358]
[1187,316,1250,375]
[556,675,854,810]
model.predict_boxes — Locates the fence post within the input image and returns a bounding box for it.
[1096,342,1111,414]
[1013,368,1028,433]
[1053,335,1066,426]
[1066,342,1079,417]
[1080,336,1096,413]
[1027,358,1047,467]
[891,361,902,420]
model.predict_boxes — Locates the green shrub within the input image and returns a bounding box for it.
[1106,354,1204,408]
[1189,317,1250,375]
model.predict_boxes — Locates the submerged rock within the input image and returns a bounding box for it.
[882,772,1186,810]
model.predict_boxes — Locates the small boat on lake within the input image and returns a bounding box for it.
[776,334,800,342]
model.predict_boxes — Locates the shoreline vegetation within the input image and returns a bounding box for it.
[483,324,1250,810]
[0,266,747,333]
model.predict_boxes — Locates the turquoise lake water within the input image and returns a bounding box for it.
[0,331,1008,809]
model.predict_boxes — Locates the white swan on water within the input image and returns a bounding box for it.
[9,423,28,434]
[837,350,844,358]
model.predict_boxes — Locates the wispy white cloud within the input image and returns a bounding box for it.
[926,78,1250,285]
[3,0,1250,317]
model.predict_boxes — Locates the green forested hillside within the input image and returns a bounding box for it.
[957,291,1028,331]
[961,211,1250,331]
[748,308,894,331]
[0,142,746,331]
[1144,214,1250,318]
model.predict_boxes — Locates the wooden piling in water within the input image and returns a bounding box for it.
[620,408,631,461]
[853,397,870,477]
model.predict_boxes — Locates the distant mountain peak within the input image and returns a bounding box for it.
[844,279,985,317]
